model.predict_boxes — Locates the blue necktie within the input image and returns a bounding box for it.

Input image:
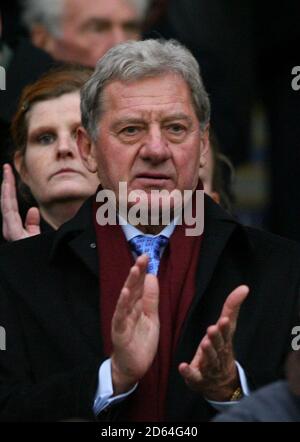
[129,235,169,275]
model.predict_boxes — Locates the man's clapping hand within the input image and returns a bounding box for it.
[179,285,249,401]
[111,255,160,395]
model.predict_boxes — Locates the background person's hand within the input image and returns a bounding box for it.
[1,163,41,241]
[111,254,160,395]
[179,285,249,401]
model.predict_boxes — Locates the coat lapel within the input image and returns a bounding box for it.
[186,196,239,320]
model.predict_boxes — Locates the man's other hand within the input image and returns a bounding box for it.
[179,285,249,401]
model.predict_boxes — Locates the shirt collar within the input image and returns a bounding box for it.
[119,216,176,242]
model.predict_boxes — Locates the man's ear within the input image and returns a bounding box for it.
[30,25,57,56]
[199,124,210,168]
[14,152,29,185]
[77,126,98,173]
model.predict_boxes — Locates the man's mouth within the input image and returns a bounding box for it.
[135,173,171,182]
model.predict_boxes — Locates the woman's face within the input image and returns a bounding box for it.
[16,91,99,206]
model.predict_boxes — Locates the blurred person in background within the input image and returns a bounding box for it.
[1,65,99,241]
[0,0,150,156]
[22,0,150,67]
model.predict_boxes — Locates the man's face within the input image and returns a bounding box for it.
[87,74,208,211]
[52,0,141,66]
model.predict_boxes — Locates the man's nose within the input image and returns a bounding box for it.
[140,127,171,164]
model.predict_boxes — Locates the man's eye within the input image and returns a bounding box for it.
[167,124,186,134]
[121,127,140,136]
[37,133,56,145]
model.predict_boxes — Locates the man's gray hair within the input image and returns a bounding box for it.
[81,39,211,141]
[22,0,63,36]
[22,0,151,37]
